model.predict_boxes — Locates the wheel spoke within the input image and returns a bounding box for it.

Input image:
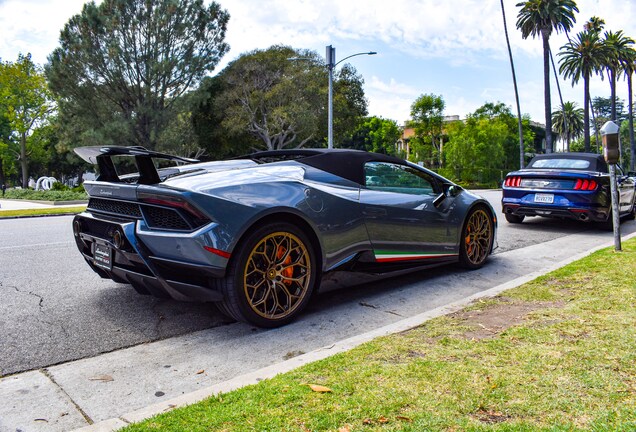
[465,210,492,265]
[243,230,312,320]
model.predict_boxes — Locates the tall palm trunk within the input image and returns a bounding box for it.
[542,31,553,153]
[501,0,525,168]
[629,71,635,171]
[583,74,591,152]
[610,69,617,121]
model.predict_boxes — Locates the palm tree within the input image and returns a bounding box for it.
[516,0,578,154]
[501,0,525,169]
[602,30,635,121]
[621,47,636,170]
[583,16,605,34]
[551,101,584,151]
[559,31,608,152]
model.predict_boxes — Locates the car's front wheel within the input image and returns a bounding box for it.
[459,206,494,269]
[217,222,317,328]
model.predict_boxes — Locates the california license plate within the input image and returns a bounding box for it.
[94,243,113,270]
[534,193,554,204]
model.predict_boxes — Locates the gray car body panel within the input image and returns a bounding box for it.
[74,149,497,304]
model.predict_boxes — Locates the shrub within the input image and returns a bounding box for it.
[4,188,88,201]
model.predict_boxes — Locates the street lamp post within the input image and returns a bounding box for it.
[326,45,376,149]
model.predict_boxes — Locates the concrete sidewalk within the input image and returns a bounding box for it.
[0,198,87,211]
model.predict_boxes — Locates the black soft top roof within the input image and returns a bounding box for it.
[245,148,406,185]
[527,152,608,173]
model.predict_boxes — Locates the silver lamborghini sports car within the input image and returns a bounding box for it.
[72,147,497,327]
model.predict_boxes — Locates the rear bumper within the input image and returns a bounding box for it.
[501,187,611,223]
[501,201,609,222]
[73,213,224,302]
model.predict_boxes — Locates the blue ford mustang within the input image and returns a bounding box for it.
[502,152,636,226]
[73,146,497,327]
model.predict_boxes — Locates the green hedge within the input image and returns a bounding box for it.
[4,188,87,201]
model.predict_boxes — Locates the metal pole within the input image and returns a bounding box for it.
[327,45,335,149]
[609,163,622,251]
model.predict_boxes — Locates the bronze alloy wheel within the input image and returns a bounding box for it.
[462,208,493,268]
[243,231,312,320]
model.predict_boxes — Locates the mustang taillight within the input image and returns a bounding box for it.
[137,192,208,220]
[504,176,522,187]
[573,179,597,191]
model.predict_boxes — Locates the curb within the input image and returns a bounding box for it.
[0,212,83,220]
[73,230,636,432]
[0,199,88,205]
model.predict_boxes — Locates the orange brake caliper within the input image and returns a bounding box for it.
[277,246,294,285]
[465,226,473,255]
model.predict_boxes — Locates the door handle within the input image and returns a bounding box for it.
[362,207,388,217]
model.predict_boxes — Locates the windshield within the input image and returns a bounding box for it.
[529,159,591,170]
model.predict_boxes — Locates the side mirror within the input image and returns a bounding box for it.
[448,185,462,197]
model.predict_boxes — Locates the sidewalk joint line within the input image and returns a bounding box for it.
[41,368,94,426]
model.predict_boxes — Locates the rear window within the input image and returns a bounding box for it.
[529,159,591,170]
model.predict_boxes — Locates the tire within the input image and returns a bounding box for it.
[505,213,525,224]
[459,206,494,270]
[626,196,636,221]
[217,222,317,328]
[599,209,617,231]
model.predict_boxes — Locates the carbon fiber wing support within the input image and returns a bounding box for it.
[74,146,199,185]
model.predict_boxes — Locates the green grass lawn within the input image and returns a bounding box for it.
[123,239,636,431]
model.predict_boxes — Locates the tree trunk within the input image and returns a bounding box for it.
[610,69,617,121]
[20,132,29,188]
[542,32,553,154]
[500,0,525,168]
[583,76,591,153]
[0,157,5,189]
[629,71,635,171]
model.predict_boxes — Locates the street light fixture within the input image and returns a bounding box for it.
[326,46,376,148]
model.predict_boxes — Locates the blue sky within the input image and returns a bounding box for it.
[2,0,636,130]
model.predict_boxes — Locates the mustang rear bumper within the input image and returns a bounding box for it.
[73,214,224,302]
[502,202,609,222]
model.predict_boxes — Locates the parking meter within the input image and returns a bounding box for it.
[600,121,620,164]
[600,121,622,250]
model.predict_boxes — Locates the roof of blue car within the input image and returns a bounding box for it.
[527,152,609,173]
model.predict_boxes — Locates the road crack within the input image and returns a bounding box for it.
[359,301,404,317]
[10,284,45,312]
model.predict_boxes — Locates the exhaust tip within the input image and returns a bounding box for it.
[113,230,124,249]
[73,220,81,236]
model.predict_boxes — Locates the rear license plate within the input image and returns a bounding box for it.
[94,243,113,270]
[534,193,554,204]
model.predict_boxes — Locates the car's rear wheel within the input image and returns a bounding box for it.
[217,222,317,327]
[505,213,524,224]
[626,196,636,221]
[459,207,494,269]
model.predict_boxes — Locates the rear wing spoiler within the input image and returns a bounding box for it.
[74,146,199,185]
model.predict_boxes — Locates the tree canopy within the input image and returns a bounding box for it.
[442,102,534,186]
[341,116,401,154]
[196,45,368,154]
[0,54,55,187]
[45,0,229,152]
[409,93,445,166]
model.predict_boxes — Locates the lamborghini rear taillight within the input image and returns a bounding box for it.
[137,192,207,220]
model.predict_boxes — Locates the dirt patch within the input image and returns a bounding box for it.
[452,298,565,340]
[472,408,512,424]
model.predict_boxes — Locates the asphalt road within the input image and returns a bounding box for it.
[0,190,632,376]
